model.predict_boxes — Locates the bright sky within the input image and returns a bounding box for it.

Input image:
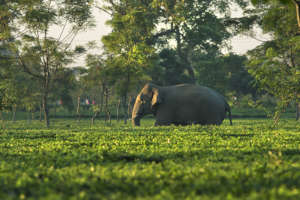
[72,8,269,66]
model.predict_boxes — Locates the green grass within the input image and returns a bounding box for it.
[1,118,300,199]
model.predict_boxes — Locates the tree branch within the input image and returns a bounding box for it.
[64,28,79,51]
[95,5,112,16]
[16,53,43,80]
[146,28,176,45]
[58,21,68,42]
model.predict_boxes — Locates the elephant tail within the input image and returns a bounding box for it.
[225,102,233,125]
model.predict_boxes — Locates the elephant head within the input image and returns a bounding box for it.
[132,83,162,126]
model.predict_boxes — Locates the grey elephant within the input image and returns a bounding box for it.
[132,83,232,126]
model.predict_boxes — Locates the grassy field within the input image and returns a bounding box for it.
[1,118,300,199]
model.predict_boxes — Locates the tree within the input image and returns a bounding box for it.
[147,48,191,85]
[100,0,254,86]
[0,42,15,112]
[101,0,157,123]
[50,67,76,115]
[4,0,94,127]
[1,0,38,40]
[71,67,88,121]
[0,42,40,120]
[85,53,115,124]
[103,55,150,124]
[247,0,300,121]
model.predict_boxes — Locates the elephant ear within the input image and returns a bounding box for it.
[151,88,162,109]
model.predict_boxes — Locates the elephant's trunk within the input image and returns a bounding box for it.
[132,97,143,126]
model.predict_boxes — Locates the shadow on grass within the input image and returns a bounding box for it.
[2,148,300,170]
[102,151,164,163]
[13,134,57,140]
[219,133,254,138]
[282,149,300,156]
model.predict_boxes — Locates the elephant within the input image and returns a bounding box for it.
[131,83,232,126]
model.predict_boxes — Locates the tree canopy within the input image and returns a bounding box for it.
[247,0,300,120]
[1,0,94,126]
[101,0,254,85]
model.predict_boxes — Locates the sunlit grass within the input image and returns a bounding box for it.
[1,118,300,199]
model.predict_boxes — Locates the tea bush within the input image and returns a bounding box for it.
[1,119,300,199]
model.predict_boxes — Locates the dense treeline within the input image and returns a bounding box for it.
[1,0,300,126]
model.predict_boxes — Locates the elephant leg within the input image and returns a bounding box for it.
[206,116,222,125]
[154,107,174,126]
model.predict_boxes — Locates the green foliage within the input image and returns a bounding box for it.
[101,0,253,85]
[195,53,256,96]
[247,0,300,121]
[50,68,76,112]
[251,0,291,6]
[148,48,192,85]
[0,42,40,112]
[1,0,95,127]
[2,119,300,199]
[233,94,280,117]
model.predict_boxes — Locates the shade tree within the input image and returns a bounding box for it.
[247,0,300,121]
[3,0,94,127]
[100,0,256,86]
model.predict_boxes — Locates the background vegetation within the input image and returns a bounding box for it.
[2,0,300,127]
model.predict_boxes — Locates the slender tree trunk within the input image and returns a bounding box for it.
[122,68,131,124]
[11,105,16,122]
[0,112,4,129]
[122,95,128,124]
[294,92,300,121]
[27,112,31,123]
[104,87,111,124]
[54,101,57,118]
[43,93,50,127]
[39,102,43,121]
[116,99,121,122]
[107,100,111,124]
[42,73,50,127]
[128,96,132,119]
[91,88,103,125]
[108,111,111,124]
[296,102,300,121]
[77,96,81,121]
[100,86,105,120]
[91,110,99,125]
[175,26,195,83]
